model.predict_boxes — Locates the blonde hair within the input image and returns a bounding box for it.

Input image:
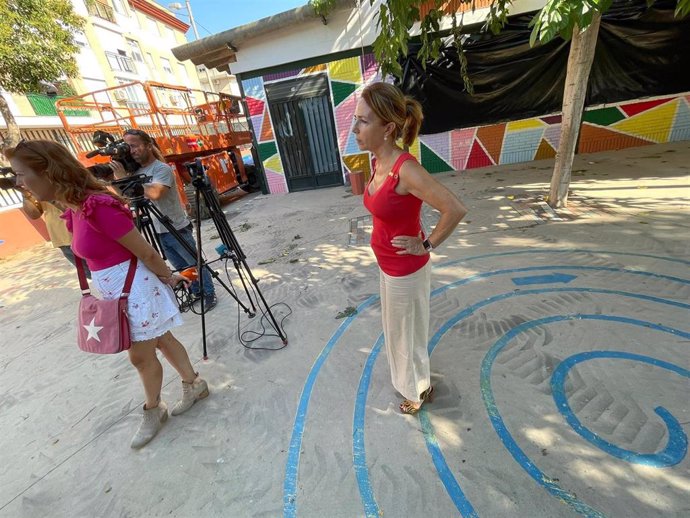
[361,82,423,147]
[4,140,123,206]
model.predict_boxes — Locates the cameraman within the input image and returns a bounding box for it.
[114,129,217,311]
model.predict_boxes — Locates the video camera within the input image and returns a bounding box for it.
[86,130,140,177]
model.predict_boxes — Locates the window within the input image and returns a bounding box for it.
[166,26,176,43]
[145,52,159,80]
[111,0,127,15]
[126,39,144,64]
[115,80,148,110]
[160,57,174,76]
[147,17,160,36]
[177,63,189,82]
[105,50,135,73]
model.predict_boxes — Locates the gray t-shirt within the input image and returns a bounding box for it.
[140,160,189,233]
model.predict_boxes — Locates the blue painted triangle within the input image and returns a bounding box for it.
[345,131,361,155]
[670,99,690,142]
[511,273,577,286]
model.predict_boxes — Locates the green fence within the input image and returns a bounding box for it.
[26,94,89,117]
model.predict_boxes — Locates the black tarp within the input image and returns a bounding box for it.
[398,0,690,134]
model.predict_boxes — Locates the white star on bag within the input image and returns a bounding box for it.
[83,317,104,342]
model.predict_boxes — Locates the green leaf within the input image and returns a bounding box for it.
[0,0,84,94]
[676,0,690,17]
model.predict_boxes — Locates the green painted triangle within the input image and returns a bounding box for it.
[258,141,277,162]
[582,107,626,126]
[331,81,357,106]
[420,142,453,174]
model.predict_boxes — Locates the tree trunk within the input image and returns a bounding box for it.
[548,13,601,208]
[0,91,21,150]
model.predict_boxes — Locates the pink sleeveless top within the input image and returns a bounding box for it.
[62,194,135,271]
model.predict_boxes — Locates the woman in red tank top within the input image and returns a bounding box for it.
[355,83,467,414]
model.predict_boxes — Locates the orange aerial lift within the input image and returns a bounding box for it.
[56,80,258,217]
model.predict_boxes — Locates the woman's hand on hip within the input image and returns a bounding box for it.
[391,234,427,256]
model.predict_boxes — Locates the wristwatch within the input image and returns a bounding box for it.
[422,238,434,253]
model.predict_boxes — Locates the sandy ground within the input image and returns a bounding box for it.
[1,141,689,518]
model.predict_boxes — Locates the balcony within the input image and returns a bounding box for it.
[26,94,89,117]
[87,0,116,23]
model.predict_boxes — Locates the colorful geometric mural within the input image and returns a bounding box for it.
[243,53,690,194]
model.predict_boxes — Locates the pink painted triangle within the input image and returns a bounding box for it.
[450,128,475,170]
[335,93,358,149]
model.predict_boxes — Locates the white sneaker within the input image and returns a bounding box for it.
[130,400,168,449]
[171,375,209,416]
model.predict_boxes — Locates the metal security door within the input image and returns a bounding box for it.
[266,75,342,191]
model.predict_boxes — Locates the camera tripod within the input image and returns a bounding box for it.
[115,167,288,358]
[184,159,289,351]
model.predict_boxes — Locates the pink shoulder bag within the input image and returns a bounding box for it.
[76,257,137,354]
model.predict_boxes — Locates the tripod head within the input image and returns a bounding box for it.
[184,158,212,189]
[111,173,152,204]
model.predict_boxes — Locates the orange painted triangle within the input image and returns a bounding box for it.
[534,139,556,160]
[260,109,274,141]
[578,123,653,154]
[476,123,506,164]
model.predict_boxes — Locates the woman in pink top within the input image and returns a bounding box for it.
[5,140,209,449]
[355,83,467,414]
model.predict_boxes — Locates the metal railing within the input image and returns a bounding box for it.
[87,0,116,23]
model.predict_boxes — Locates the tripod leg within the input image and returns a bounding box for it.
[194,187,208,360]
[192,169,288,346]
[231,257,256,313]
[241,259,288,345]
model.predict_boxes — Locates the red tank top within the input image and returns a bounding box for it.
[363,152,430,277]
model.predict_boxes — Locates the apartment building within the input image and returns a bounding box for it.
[0,0,209,256]
[0,0,203,143]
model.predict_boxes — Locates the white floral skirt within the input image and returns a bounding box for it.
[92,259,183,342]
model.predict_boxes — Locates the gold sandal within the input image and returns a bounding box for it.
[399,386,434,415]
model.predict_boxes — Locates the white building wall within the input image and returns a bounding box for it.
[229,0,546,75]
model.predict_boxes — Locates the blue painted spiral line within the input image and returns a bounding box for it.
[283,295,378,518]
[353,280,690,516]
[284,249,688,517]
[480,315,690,516]
[551,350,690,467]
